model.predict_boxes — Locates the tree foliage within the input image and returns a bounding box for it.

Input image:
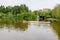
[52,4,60,19]
[0,4,60,21]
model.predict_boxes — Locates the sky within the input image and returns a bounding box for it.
[0,0,60,11]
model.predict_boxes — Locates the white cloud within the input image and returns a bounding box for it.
[0,0,60,10]
[0,0,20,6]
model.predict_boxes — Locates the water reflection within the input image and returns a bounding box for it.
[0,22,28,31]
[13,22,28,31]
[0,21,59,40]
[25,21,58,40]
[51,21,60,39]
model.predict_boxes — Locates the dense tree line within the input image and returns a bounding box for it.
[0,4,29,14]
[0,4,60,21]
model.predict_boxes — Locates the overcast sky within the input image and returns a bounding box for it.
[0,0,60,10]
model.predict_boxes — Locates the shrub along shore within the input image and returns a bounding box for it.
[0,4,60,23]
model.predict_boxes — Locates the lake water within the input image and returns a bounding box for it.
[0,21,59,40]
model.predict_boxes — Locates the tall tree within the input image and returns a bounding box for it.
[0,6,5,13]
[20,4,29,13]
[52,4,60,19]
[12,6,20,15]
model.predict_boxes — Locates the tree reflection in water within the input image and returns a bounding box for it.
[14,22,28,31]
[50,21,60,40]
[0,21,28,31]
[0,20,60,40]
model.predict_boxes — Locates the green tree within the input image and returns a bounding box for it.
[20,4,29,13]
[0,6,5,13]
[12,6,20,15]
[52,4,60,19]
[43,10,52,18]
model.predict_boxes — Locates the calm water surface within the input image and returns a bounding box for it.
[0,21,59,40]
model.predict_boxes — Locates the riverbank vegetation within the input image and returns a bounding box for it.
[0,4,60,23]
[51,21,60,39]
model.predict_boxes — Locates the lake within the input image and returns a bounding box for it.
[0,21,60,40]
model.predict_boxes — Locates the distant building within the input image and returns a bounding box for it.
[43,8,51,11]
